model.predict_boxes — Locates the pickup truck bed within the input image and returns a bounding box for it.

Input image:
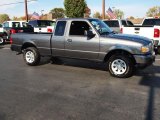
[11,32,52,55]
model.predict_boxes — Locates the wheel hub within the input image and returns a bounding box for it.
[25,51,35,63]
[111,59,127,75]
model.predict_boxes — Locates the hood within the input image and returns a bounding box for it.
[107,33,152,46]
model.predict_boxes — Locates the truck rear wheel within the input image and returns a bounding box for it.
[0,37,4,45]
[23,47,40,66]
[108,55,134,78]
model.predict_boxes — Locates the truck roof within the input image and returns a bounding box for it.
[57,18,99,21]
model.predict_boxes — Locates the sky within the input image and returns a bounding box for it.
[0,0,160,18]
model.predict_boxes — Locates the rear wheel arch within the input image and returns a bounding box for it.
[21,42,37,51]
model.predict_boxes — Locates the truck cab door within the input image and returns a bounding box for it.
[51,21,67,56]
[65,21,99,60]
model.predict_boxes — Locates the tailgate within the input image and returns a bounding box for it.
[123,27,155,39]
[123,26,160,46]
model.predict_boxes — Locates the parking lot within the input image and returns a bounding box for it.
[0,44,160,120]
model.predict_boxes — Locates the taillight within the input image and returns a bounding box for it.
[10,29,16,34]
[120,28,123,33]
[18,30,23,33]
[47,28,52,33]
[154,29,160,38]
[10,37,13,44]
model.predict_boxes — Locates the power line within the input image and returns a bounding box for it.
[0,0,37,7]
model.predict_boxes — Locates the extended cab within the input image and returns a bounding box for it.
[11,18,155,78]
[122,18,160,54]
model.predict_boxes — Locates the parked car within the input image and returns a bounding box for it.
[122,18,160,54]
[2,21,33,44]
[0,33,4,45]
[11,18,155,78]
[28,20,55,33]
[0,24,4,45]
[103,19,134,33]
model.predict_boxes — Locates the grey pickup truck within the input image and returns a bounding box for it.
[11,18,155,78]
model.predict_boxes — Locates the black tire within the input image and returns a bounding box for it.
[23,47,40,66]
[108,55,134,78]
[157,46,160,55]
[0,37,4,45]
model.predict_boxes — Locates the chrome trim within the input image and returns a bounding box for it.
[51,48,106,54]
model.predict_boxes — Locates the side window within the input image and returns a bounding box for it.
[69,21,90,36]
[29,21,36,27]
[0,24,2,27]
[54,21,66,36]
[127,21,134,26]
[121,20,127,26]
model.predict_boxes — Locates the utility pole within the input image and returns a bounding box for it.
[25,0,29,22]
[102,0,105,19]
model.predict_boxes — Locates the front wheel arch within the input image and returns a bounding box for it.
[104,49,136,65]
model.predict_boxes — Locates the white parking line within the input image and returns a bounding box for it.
[156,59,160,61]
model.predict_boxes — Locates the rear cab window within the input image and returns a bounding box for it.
[12,22,20,28]
[103,20,119,27]
[54,21,66,36]
[142,19,160,26]
[37,20,56,27]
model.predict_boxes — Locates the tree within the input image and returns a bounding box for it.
[84,6,91,18]
[93,12,101,19]
[0,14,10,23]
[114,9,124,19]
[146,6,160,17]
[64,0,87,18]
[50,8,65,19]
[129,16,135,20]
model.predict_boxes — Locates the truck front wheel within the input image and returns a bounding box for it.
[23,47,40,66]
[108,55,134,78]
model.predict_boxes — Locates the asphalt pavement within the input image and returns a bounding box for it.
[0,44,160,120]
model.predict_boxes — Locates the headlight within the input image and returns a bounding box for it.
[141,46,150,53]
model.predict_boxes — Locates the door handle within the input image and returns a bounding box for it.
[67,39,72,42]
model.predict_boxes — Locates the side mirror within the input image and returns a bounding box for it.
[85,30,96,39]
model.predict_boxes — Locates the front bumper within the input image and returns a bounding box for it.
[134,53,155,68]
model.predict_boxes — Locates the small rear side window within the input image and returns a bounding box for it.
[54,21,66,36]
[104,21,119,27]
[127,21,134,26]
[121,20,127,26]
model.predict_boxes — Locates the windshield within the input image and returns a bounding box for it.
[89,19,113,35]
